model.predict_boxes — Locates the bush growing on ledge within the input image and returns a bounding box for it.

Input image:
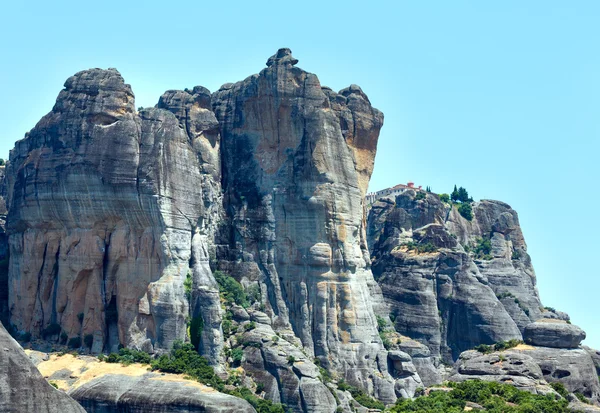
[390,379,569,412]
[101,347,152,365]
[68,337,82,348]
[439,193,450,203]
[401,241,438,254]
[458,202,473,220]
[42,323,62,338]
[337,380,385,410]
[474,339,523,354]
[472,237,492,259]
[415,191,426,201]
[214,270,249,308]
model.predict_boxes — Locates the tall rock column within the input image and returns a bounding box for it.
[213,49,398,399]
[5,69,223,358]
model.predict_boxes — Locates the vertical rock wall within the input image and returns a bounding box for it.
[5,69,223,359]
[212,48,397,397]
[367,191,545,361]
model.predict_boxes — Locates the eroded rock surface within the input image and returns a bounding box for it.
[3,49,406,411]
[70,374,255,413]
[523,319,586,349]
[452,344,600,405]
[367,192,531,361]
[0,322,86,413]
[6,67,223,360]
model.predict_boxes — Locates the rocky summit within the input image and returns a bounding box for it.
[0,48,598,412]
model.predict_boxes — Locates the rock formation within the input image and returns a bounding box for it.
[367,192,537,360]
[1,47,599,412]
[0,322,86,413]
[2,48,416,410]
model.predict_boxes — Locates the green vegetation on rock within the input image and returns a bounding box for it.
[458,202,473,221]
[400,241,438,254]
[214,270,249,308]
[390,380,569,412]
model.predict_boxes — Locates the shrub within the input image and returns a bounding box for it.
[380,332,392,350]
[439,193,450,203]
[550,382,569,399]
[512,249,521,260]
[415,191,426,201]
[184,271,193,301]
[319,366,332,383]
[102,347,151,365]
[227,387,287,413]
[474,344,493,354]
[231,348,244,366]
[255,382,265,394]
[84,334,94,348]
[0,158,4,166]
[336,379,385,409]
[244,321,256,331]
[401,241,438,254]
[287,355,296,364]
[575,392,590,404]
[391,379,569,412]
[188,316,204,350]
[472,237,492,258]
[458,202,473,220]
[42,323,62,338]
[222,319,233,337]
[213,271,249,308]
[68,337,82,348]
[49,380,58,389]
[151,340,222,389]
[376,315,388,332]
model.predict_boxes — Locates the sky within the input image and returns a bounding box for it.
[0,1,598,348]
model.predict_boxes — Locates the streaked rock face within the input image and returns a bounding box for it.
[212,48,397,401]
[6,68,223,358]
[3,49,405,409]
[367,192,546,361]
[0,322,86,413]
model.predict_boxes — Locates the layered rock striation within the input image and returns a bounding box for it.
[2,47,598,412]
[2,49,412,410]
[366,191,571,361]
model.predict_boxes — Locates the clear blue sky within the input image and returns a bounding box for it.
[1,1,598,349]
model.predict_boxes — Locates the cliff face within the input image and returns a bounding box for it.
[212,49,392,393]
[6,68,223,358]
[3,48,598,412]
[367,191,551,361]
[3,49,414,410]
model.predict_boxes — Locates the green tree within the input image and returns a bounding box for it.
[439,193,450,203]
[451,185,459,202]
[0,158,4,166]
[457,187,469,203]
[458,202,473,220]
